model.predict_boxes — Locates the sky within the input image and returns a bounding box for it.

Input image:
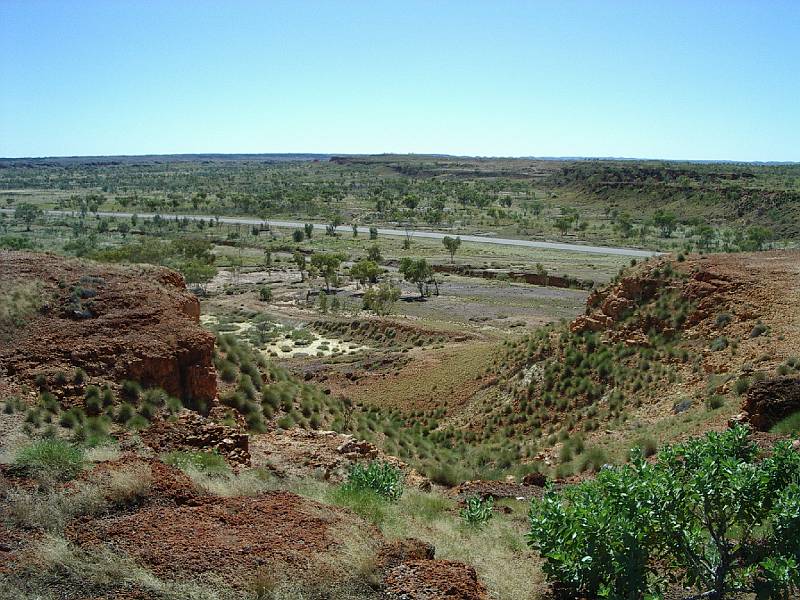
[1,1,798,161]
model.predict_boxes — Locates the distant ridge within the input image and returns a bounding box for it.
[0,153,336,165]
[0,153,796,166]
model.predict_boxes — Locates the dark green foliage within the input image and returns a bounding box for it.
[528,425,800,599]
[460,495,494,527]
[120,380,141,402]
[342,460,404,501]
[771,411,800,436]
[14,438,84,481]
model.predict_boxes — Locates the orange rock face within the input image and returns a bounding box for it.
[0,251,216,403]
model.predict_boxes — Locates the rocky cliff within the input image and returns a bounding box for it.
[0,251,216,403]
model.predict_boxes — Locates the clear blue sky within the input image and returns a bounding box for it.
[1,1,798,160]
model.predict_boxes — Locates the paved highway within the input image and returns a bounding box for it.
[8,209,660,258]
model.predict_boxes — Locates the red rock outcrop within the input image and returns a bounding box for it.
[742,376,800,431]
[0,251,216,403]
[384,559,489,599]
[141,409,250,467]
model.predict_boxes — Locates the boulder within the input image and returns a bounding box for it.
[742,376,800,430]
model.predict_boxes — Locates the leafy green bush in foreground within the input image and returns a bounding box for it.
[527,425,800,599]
[341,460,404,501]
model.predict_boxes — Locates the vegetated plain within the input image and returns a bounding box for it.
[1,154,799,599]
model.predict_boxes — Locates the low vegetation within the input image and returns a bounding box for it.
[528,425,800,599]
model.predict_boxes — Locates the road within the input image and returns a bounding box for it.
[8,209,660,257]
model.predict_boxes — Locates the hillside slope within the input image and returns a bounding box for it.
[477,250,800,470]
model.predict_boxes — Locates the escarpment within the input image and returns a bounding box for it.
[0,251,216,403]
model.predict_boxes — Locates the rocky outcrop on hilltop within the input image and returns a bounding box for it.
[570,252,792,350]
[493,251,800,453]
[0,251,216,403]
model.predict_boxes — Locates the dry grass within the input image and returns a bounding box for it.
[2,463,153,533]
[103,463,153,506]
[2,535,241,600]
[290,480,545,600]
[84,443,122,463]
[383,490,545,600]
[182,466,279,497]
[4,483,105,533]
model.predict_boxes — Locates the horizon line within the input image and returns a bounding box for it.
[1,152,798,166]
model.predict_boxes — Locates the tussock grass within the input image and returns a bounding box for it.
[4,483,106,533]
[771,411,800,436]
[187,467,278,497]
[163,451,278,497]
[294,479,543,600]
[2,535,241,600]
[3,463,153,533]
[14,438,84,482]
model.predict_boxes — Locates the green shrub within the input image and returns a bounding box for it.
[528,425,800,599]
[428,463,466,487]
[220,361,238,383]
[460,495,494,528]
[14,439,84,481]
[630,436,658,458]
[120,380,141,402]
[342,460,403,501]
[715,312,732,328]
[162,450,230,476]
[734,376,751,396]
[125,414,149,430]
[114,402,135,424]
[73,368,86,384]
[328,485,388,526]
[710,336,729,351]
[771,411,800,436]
[750,322,769,338]
[59,407,86,429]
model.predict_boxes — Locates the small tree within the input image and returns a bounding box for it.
[350,259,381,287]
[310,252,346,292]
[369,226,378,240]
[292,229,305,243]
[14,203,42,232]
[653,209,678,238]
[442,235,462,264]
[293,251,307,282]
[696,224,716,250]
[367,244,383,263]
[746,226,772,251]
[616,212,634,238]
[399,257,433,298]
[352,223,359,238]
[554,216,572,235]
[327,213,342,236]
[181,261,217,292]
[362,281,401,315]
[304,223,314,239]
[117,222,130,238]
